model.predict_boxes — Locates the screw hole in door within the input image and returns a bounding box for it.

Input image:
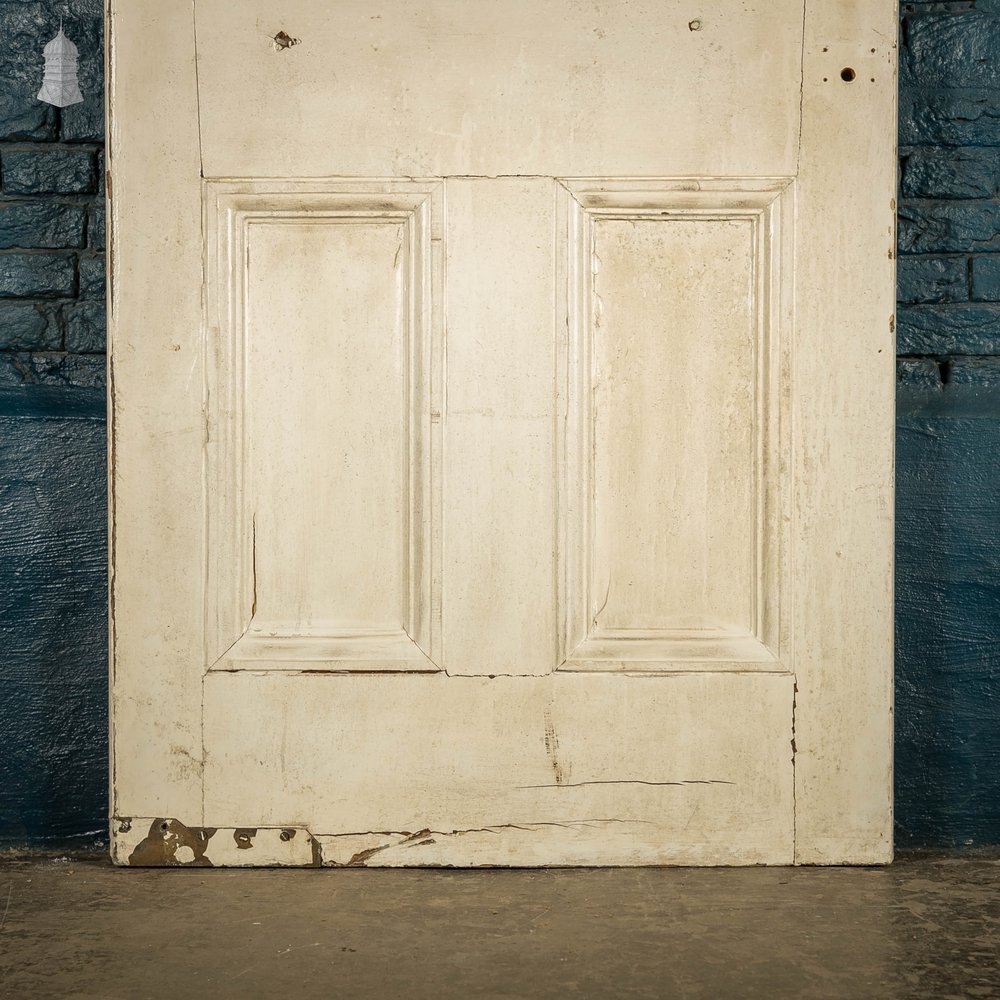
[841,67,856,82]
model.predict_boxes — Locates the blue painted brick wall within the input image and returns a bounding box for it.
[0,0,107,848]
[0,0,105,375]
[897,0,1000,848]
[2,2,1000,850]
[0,388,106,848]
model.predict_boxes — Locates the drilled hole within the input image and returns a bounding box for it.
[841,67,856,82]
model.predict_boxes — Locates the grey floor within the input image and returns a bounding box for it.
[0,854,998,999]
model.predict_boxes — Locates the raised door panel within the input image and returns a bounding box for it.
[204,182,444,671]
[558,181,790,670]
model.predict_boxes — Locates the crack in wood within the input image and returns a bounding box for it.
[333,816,661,864]
[516,779,736,789]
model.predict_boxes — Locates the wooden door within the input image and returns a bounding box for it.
[108,1,896,867]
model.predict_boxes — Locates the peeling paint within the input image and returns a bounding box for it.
[114,819,320,867]
[272,31,300,50]
[310,834,324,867]
[233,827,257,850]
[346,844,393,866]
[346,829,433,866]
[317,819,670,868]
[127,818,216,867]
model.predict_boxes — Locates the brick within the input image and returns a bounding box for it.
[0,351,31,387]
[971,256,1000,301]
[897,358,943,389]
[904,13,1000,88]
[0,6,102,141]
[949,357,1000,387]
[897,257,968,304]
[58,17,104,143]
[0,101,58,143]
[0,350,105,388]
[0,301,59,350]
[901,149,1000,199]
[900,91,1000,147]
[0,253,74,298]
[33,352,105,388]
[59,99,104,144]
[899,3,977,12]
[65,301,105,353]
[60,0,103,17]
[2,149,97,195]
[897,304,1000,354]
[0,202,86,250]
[898,202,1000,254]
[87,203,104,251]
[78,255,104,298]
[0,3,58,141]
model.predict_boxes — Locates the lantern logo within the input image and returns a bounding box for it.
[37,27,84,108]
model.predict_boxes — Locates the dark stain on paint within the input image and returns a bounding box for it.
[543,707,566,785]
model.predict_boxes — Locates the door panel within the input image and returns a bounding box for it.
[200,672,795,866]
[205,181,443,671]
[109,1,896,866]
[592,218,757,633]
[193,0,805,178]
[557,180,790,671]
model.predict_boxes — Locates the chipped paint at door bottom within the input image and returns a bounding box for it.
[114,817,785,868]
[114,818,321,866]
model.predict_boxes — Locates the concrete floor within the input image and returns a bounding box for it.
[0,854,997,999]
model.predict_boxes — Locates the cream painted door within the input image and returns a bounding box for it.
[108,1,896,867]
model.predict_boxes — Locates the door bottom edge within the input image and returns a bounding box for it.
[111,816,793,868]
